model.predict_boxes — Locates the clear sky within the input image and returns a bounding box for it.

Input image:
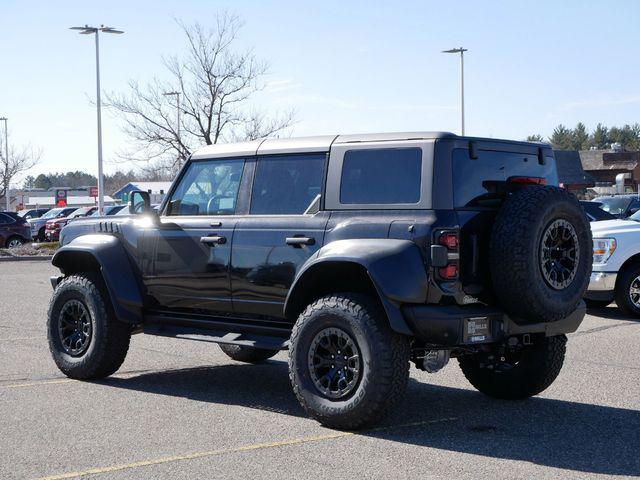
[1,0,639,182]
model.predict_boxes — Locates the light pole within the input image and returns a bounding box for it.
[163,91,182,166]
[70,25,124,214]
[0,117,8,211]
[442,47,468,136]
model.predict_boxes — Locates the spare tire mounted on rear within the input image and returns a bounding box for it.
[490,185,592,323]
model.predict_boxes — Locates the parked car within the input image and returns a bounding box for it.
[580,201,616,222]
[593,195,640,219]
[45,206,97,241]
[28,207,78,241]
[88,205,126,216]
[47,132,591,430]
[0,212,31,248]
[114,203,160,216]
[585,209,640,314]
[18,208,50,220]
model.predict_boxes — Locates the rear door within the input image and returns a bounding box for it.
[231,153,328,319]
[144,157,247,314]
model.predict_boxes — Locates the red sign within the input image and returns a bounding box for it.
[55,189,67,207]
[89,186,98,197]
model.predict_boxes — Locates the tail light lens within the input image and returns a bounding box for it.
[435,230,459,281]
[507,176,547,185]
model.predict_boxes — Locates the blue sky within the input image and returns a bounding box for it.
[1,0,640,179]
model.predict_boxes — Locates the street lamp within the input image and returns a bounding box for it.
[163,91,182,166]
[0,117,8,211]
[70,24,124,214]
[442,47,468,136]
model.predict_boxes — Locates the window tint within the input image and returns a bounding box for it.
[452,148,559,208]
[250,154,325,215]
[0,213,11,224]
[167,159,245,216]
[340,148,422,204]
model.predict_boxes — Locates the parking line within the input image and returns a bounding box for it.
[34,417,457,480]
[3,378,75,388]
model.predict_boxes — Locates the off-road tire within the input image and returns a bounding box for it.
[289,293,410,430]
[584,298,611,309]
[491,186,592,323]
[219,344,280,363]
[47,272,131,379]
[458,335,567,399]
[614,261,640,317]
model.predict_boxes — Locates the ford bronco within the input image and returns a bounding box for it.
[47,132,592,429]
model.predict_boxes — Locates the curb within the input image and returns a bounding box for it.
[0,255,53,262]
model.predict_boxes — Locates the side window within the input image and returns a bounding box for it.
[0,214,10,225]
[167,158,245,216]
[340,148,422,204]
[250,154,326,215]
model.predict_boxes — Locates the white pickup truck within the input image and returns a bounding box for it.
[585,211,640,315]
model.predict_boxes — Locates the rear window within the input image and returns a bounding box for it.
[452,148,558,207]
[340,148,422,204]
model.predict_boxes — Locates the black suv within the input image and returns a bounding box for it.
[47,132,592,429]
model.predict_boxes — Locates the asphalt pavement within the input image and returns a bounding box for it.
[1,261,639,479]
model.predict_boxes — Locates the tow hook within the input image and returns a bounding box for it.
[522,333,532,346]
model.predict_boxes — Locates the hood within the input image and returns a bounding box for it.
[591,219,640,236]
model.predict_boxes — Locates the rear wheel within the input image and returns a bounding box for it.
[5,236,24,248]
[289,293,410,430]
[614,261,640,317]
[458,335,567,399]
[38,227,46,242]
[47,272,131,379]
[218,344,279,363]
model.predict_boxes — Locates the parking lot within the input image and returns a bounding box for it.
[1,261,638,479]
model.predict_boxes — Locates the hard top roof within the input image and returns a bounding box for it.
[190,131,549,159]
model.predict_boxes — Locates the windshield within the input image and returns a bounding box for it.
[41,208,63,219]
[596,197,633,215]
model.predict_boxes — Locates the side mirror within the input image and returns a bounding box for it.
[129,190,151,215]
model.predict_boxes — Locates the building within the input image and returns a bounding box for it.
[579,149,640,195]
[112,181,172,204]
[3,187,117,212]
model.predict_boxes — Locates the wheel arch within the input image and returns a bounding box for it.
[284,239,429,336]
[52,235,143,325]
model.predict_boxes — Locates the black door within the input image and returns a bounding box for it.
[231,153,328,319]
[144,157,246,314]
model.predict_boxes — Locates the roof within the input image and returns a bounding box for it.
[190,132,458,159]
[553,150,595,187]
[579,149,640,171]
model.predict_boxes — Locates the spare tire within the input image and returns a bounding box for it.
[490,185,592,323]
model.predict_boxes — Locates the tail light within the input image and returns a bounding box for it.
[435,230,459,281]
[507,176,547,185]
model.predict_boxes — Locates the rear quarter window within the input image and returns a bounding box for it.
[339,148,422,204]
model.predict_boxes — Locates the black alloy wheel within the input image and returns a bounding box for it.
[540,218,580,290]
[307,327,361,399]
[57,299,93,356]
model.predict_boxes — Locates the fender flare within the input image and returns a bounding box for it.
[51,235,144,325]
[284,239,429,335]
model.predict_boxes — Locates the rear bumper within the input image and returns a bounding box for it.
[402,302,586,346]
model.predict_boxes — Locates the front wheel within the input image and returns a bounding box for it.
[614,261,640,317]
[289,294,410,430]
[47,272,131,379]
[458,335,567,400]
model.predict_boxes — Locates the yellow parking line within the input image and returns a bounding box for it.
[34,417,457,480]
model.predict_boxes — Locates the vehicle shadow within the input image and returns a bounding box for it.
[100,361,640,476]
[586,305,640,322]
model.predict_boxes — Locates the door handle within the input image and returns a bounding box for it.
[285,236,315,247]
[200,235,227,246]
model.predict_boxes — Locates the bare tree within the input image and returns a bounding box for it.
[106,13,295,174]
[0,133,41,202]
